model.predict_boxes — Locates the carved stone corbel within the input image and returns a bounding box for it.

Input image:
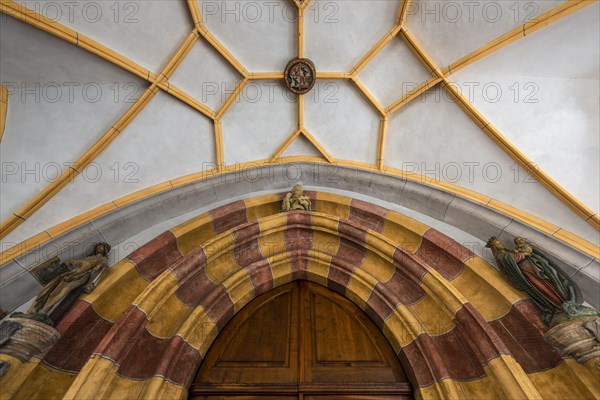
[0,316,59,377]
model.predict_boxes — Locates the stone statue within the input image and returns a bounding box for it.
[486,236,597,326]
[282,184,312,211]
[28,243,111,315]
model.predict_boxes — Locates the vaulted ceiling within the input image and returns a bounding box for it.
[0,0,598,256]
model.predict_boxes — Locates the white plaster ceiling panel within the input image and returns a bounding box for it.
[222,81,296,164]
[197,0,296,71]
[169,39,242,112]
[3,91,215,244]
[281,134,322,158]
[19,0,192,72]
[358,37,432,108]
[386,86,599,244]
[451,4,599,211]
[406,0,567,68]
[304,80,379,163]
[0,15,146,222]
[305,0,398,71]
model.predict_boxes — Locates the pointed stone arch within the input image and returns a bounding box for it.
[2,193,597,400]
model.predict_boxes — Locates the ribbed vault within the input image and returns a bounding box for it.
[0,0,598,256]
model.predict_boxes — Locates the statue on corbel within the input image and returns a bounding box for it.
[282,184,312,211]
[27,242,111,314]
[0,243,111,378]
[487,236,600,368]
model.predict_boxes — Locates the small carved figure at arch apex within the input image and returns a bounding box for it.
[282,184,312,211]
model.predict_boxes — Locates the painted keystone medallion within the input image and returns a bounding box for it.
[284,58,316,95]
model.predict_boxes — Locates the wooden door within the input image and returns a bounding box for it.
[190,281,413,400]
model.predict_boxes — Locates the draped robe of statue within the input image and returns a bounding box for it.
[28,254,109,315]
[487,237,582,324]
[502,250,572,309]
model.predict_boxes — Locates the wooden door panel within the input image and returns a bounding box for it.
[190,281,413,399]
[302,283,408,384]
[304,396,412,400]
[196,284,299,384]
[190,383,298,399]
[194,396,297,400]
[217,289,292,365]
[311,291,383,363]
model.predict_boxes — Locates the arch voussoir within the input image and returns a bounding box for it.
[25,200,573,400]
